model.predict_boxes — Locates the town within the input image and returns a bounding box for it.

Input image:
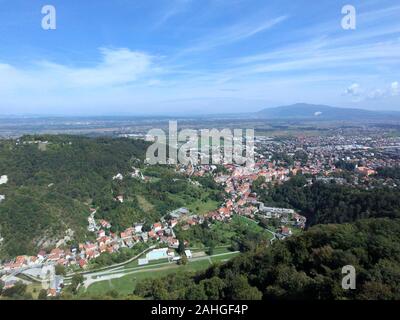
[1,128,400,297]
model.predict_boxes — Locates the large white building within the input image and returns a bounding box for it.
[0,175,8,185]
[146,248,174,261]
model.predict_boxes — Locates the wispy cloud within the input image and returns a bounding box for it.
[180,15,288,54]
[154,0,192,28]
[0,48,156,90]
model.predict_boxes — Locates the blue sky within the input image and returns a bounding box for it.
[0,0,399,115]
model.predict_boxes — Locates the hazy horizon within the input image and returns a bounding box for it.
[1,102,400,118]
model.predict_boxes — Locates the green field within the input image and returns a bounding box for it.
[122,256,170,270]
[186,198,220,215]
[83,258,220,296]
[167,191,220,216]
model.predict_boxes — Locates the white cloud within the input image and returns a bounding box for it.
[0,48,155,91]
[367,89,386,100]
[392,81,399,96]
[343,82,400,101]
[44,48,153,88]
[344,83,361,97]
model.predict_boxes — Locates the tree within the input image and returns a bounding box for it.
[55,264,66,276]
[226,275,262,300]
[2,282,27,298]
[201,277,226,300]
[185,284,207,300]
[177,239,186,255]
[70,273,84,294]
[179,255,188,265]
[38,289,48,300]
[206,242,215,256]
[252,176,266,191]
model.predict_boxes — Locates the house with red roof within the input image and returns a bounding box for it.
[153,222,163,232]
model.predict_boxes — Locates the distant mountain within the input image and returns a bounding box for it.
[256,103,400,120]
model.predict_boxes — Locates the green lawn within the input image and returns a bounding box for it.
[211,246,232,255]
[210,252,240,263]
[25,282,43,299]
[186,198,219,215]
[123,257,170,270]
[136,195,155,212]
[166,187,220,216]
[84,258,215,296]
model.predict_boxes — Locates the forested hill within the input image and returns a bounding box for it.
[0,135,149,259]
[0,135,224,260]
[134,218,400,300]
[256,175,400,226]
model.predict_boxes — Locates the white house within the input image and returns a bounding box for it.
[112,173,123,181]
[0,175,8,185]
[185,250,192,259]
[134,223,143,234]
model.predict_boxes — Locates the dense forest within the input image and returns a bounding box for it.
[256,175,400,226]
[0,135,148,258]
[133,218,400,300]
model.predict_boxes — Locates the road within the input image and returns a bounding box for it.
[65,245,156,277]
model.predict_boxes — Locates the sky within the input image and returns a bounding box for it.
[0,0,399,115]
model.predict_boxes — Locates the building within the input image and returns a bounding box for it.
[153,223,163,232]
[146,248,173,261]
[112,173,123,180]
[258,204,295,218]
[280,226,292,236]
[0,175,8,185]
[134,223,143,233]
[184,250,192,259]
[169,207,189,219]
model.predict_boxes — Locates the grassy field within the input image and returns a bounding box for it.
[83,258,219,296]
[122,256,170,270]
[210,252,240,263]
[211,215,274,241]
[186,198,220,215]
[167,191,219,216]
[176,214,275,249]
[25,282,43,299]
[136,195,155,212]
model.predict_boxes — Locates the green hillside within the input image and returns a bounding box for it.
[133,218,400,300]
[0,135,223,259]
